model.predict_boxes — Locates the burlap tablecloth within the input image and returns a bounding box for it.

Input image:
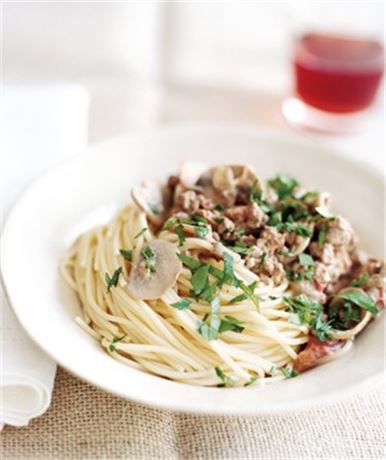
[1,367,384,459]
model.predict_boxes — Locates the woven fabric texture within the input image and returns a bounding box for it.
[1,367,385,460]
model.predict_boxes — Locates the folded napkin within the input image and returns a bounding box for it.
[1,83,89,427]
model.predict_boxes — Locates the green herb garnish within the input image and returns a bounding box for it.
[218,316,245,333]
[283,294,332,341]
[134,227,148,239]
[268,174,299,200]
[119,249,132,261]
[280,367,298,379]
[170,298,192,310]
[108,334,127,352]
[214,367,236,387]
[105,267,123,292]
[350,273,370,287]
[175,224,185,247]
[334,289,378,315]
[318,225,327,245]
[298,253,314,267]
[141,246,156,273]
[198,296,221,340]
[191,264,210,296]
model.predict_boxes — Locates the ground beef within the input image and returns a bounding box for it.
[246,249,285,284]
[255,226,285,254]
[326,217,354,247]
[224,203,268,232]
[174,190,214,213]
[309,242,335,264]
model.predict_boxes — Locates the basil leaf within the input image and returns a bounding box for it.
[215,367,236,387]
[191,265,210,296]
[350,273,369,287]
[108,334,127,352]
[119,249,132,261]
[219,316,245,333]
[170,298,192,310]
[175,224,185,247]
[105,267,123,292]
[177,253,202,270]
[335,289,379,315]
[298,253,314,266]
[280,367,298,379]
[134,227,148,239]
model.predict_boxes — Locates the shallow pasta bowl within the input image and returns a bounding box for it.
[2,125,385,415]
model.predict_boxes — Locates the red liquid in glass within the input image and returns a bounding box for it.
[294,33,384,113]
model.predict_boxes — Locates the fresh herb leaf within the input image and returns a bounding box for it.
[177,253,202,270]
[191,264,210,296]
[280,367,298,379]
[119,249,132,261]
[268,174,299,200]
[108,334,127,352]
[239,281,260,309]
[214,204,225,212]
[195,226,209,238]
[220,253,240,288]
[318,225,327,245]
[134,227,148,239]
[228,281,257,305]
[105,267,123,292]
[298,253,314,267]
[245,375,258,386]
[175,224,185,247]
[268,366,276,376]
[219,316,245,333]
[198,296,221,340]
[286,265,315,282]
[214,367,236,387]
[350,273,370,287]
[141,246,156,273]
[258,252,267,269]
[334,289,379,315]
[162,217,177,231]
[170,298,192,310]
[283,294,332,341]
[301,191,319,202]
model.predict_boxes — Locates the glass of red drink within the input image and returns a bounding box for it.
[283,4,384,133]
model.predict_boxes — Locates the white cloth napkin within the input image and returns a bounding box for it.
[0,83,90,427]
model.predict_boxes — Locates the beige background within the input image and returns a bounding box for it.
[1,367,384,460]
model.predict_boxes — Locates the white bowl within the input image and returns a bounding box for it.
[2,125,385,415]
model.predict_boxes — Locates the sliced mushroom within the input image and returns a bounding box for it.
[132,181,166,225]
[196,164,262,206]
[126,239,182,300]
[328,287,373,340]
[179,161,208,188]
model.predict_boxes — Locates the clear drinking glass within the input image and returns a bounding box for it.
[282,2,384,133]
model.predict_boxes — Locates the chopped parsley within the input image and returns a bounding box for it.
[214,204,225,212]
[108,334,127,352]
[134,227,148,239]
[298,253,314,267]
[350,273,370,287]
[227,281,257,305]
[268,366,276,376]
[141,246,156,273]
[177,253,202,270]
[198,296,221,340]
[318,224,327,245]
[214,367,236,387]
[119,249,132,261]
[105,267,123,292]
[170,298,192,310]
[280,367,298,379]
[218,316,245,333]
[334,289,378,315]
[175,224,185,247]
[283,294,332,341]
[191,264,210,296]
[268,174,299,200]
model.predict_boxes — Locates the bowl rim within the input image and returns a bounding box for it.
[2,123,385,416]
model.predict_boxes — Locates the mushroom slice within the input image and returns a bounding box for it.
[328,287,373,340]
[131,181,164,225]
[196,164,262,206]
[126,239,182,300]
[179,161,208,188]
